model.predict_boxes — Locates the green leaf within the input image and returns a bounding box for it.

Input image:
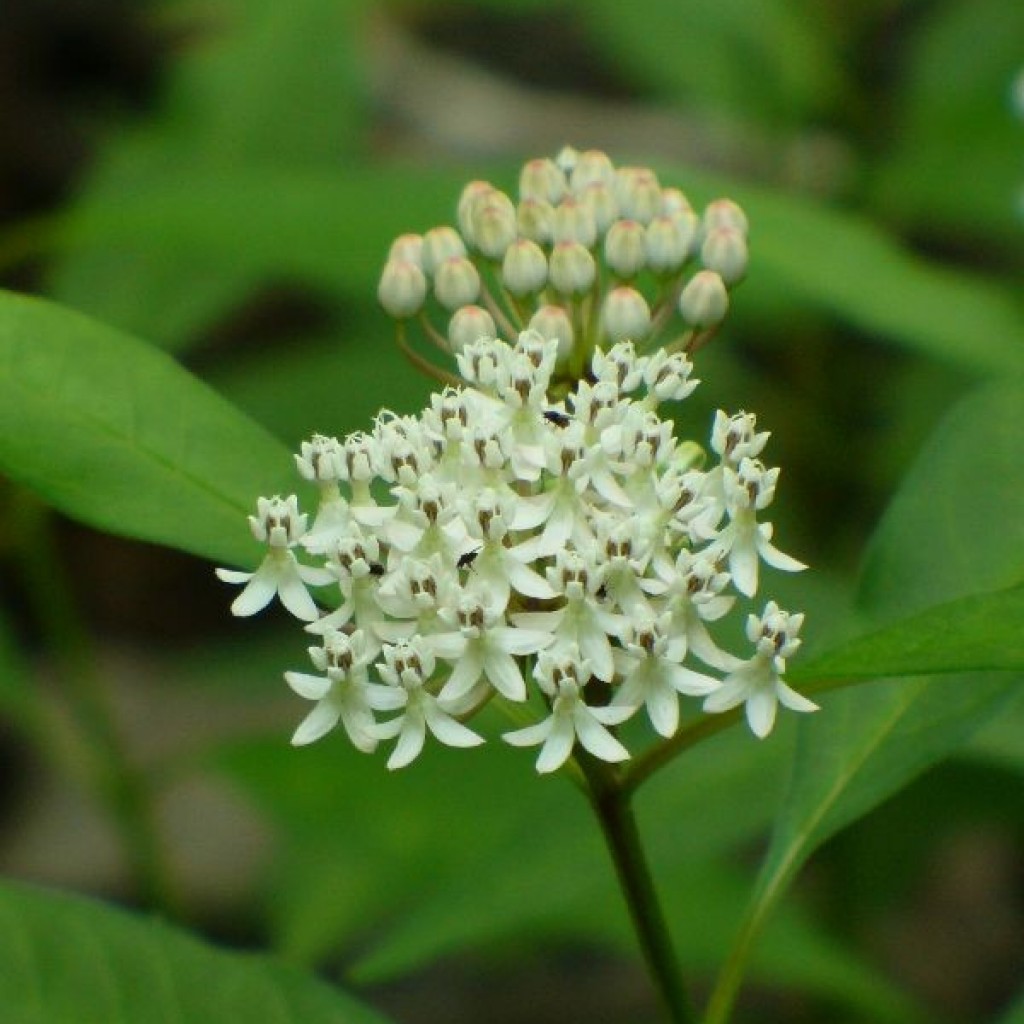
[793,582,1024,680]
[997,987,1024,1024]
[0,878,389,1023]
[0,289,292,566]
[857,379,1024,622]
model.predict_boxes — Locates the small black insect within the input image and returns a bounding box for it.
[368,562,386,577]
[596,583,608,601]
[543,409,571,428]
[457,547,482,571]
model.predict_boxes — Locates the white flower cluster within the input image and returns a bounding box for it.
[217,334,814,772]
[377,147,747,379]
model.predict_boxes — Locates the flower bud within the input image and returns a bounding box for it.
[570,149,616,193]
[701,227,748,285]
[679,270,729,328]
[472,193,517,260]
[517,197,554,245]
[580,181,619,234]
[549,241,596,295]
[645,212,697,274]
[660,187,693,217]
[519,157,567,204]
[601,287,651,343]
[616,167,662,224]
[528,304,574,362]
[502,239,548,296]
[434,256,481,310]
[448,305,497,355]
[457,180,496,241]
[421,226,466,276]
[388,233,423,266]
[551,196,598,247]
[378,260,427,318]
[554,145,579,176]
[703,198,749,236]
[604,219,646,277]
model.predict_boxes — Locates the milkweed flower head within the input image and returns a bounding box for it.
[217,150,815,773]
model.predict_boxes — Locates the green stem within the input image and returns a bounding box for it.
[12,493,181,917]
[580,756,697,1024]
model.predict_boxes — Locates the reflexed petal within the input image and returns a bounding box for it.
[506,559,559,599]
[665,663,720,697]
[758,537,807,573]
[776,681,819,714]
[388,713,427,769]
[573,708,629,763]
[277,562,322,621]
[291,701,341,746]
[536,715,576,773]
[372,716,405,739]
[229,562,278,617]
[426,631,468,660]
[482,650,526,701]
[367,683,407,711]
[424,703,484,748]
[728,539,759,598]
[441,651,484,701]
[503,718,553,748]
[490,626,552,656]
[746,689,777,738]
[284,671,331,700]
[579,626,615,682]
[589,703,635,726]
[645,678,679,738]
[339,708,379,753]
[298,564,336,586]
[703,679,748,714]
[215,568,252,584]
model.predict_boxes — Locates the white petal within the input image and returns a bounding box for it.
[746,690,777,739]
[509,492,552,530]
[298,564,336,586]
[589,703,635,726]
[284,671,331,701]
[665,663,721,697]
[290,701,341,746]
[339,708,379,753]
[277,562,321,621]
[216,568,253,584]
[645,679,679,738]
[512,610,563,632]
[229,561,278,616]
[366,684,407,712]
[506,559,559,600]
[440,652,484,702]
[729,539,759,598]
[503,718,553,748]
[579,626,615,682]
[426,631,468,661]
[387,714,427,769]
[536,715,576,773]
[482,650,527,702]
[776,681,819,714]
[703,679,748,714]
[490,626,553,656]
[573,708,630,763]
[758,534,807,573]
[424,703,484,748]
[372,716,405,739]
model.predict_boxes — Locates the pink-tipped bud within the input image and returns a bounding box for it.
[434,256,481,310]
[519,157,567,204]
[601,286,651,343]
[604,219,647,277]
[528,304,574,362]
[616,167,662,224]
[502,239,548,296]
[581,181,619,234]
[457,180,496,242]
[703,198,749,236]
[448,305,497,354]
[421,226,466,276]
[388,233,424,267]
[517,197,554,245]
[551,196,598,247]
[645,212,697,274]
[679,270,729,328]
[570,149,615,193]
[549,241,596,295]
[660,187,694,217]
[378,260,428,319]
[472,194,517,260]
[701,227,748,285]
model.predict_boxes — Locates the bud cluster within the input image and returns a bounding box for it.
[377,148,749,384]
[217,335,813,772]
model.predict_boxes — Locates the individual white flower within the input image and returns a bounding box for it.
[703,602,817,738]
[372,638,485,770]
[503,647,632,773]
[285,629,382,751]
[611,613,720,737]
[216,495,333,621]
[710,410,769,465]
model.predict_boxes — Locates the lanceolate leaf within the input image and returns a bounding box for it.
[0,290,292,566]
[0,879,390,1024]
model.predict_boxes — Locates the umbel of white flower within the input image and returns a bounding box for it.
[218,334,814,771]
[377,146,747,387]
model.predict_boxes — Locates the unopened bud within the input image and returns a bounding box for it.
[604,219,646,277]
[388,233,423,266]
[570,149,615,193]
[520,157,568,204]
[434,256,481,310]
[616,167,662,224]
[701,227,748,285]
[448,305,497,354]
[645,212,697,274]
[528,304,574,362]
[679,270,729,328]
[378,260,427,318]
[421,227,466,276]
[472,193,517,260]
[517,197,554,244]
[660,188,693,217]
[502,239,548,296]
[555,145,579,176]
[457,180,496,241]
[601,286,651,343]
[703,198,748,236]
[549,241,596,295]
[580,181,619,234]
[551,197,598,247]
